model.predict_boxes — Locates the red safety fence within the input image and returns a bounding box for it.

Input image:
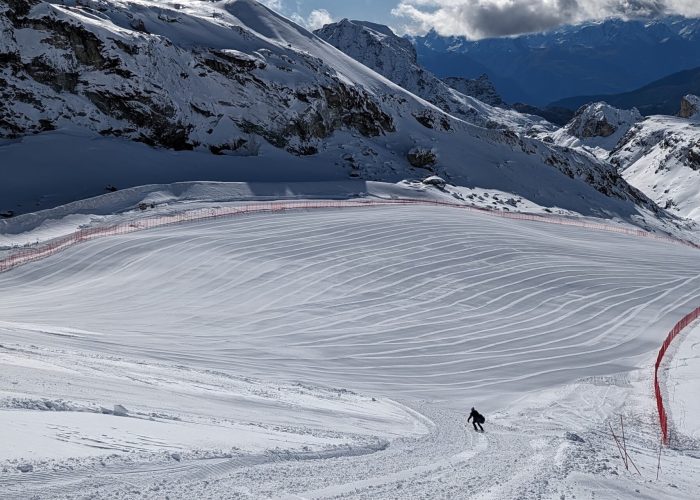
[654,306,700,445]
[2,198,699,276]
[1,197,699,444]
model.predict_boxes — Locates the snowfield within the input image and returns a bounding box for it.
[666,322,700,441]
[1,201,699,498]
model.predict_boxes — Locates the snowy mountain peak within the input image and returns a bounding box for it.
[315,18,418,67]
[608,100,700,220]
[545,102,643,159]
[566,102,642,140]
[315,19,544,131]
[679,94,700,119]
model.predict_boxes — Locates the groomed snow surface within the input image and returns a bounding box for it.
[2,202,700,498]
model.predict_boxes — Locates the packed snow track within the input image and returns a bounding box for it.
[2,204,699,499]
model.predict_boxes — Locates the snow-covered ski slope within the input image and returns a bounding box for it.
[2,202,700,498]
[4,204,700,404]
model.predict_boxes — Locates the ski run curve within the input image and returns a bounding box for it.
[1,203,700,499]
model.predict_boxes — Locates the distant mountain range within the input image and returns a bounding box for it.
[411,17,700,105]
[549,66,700,115]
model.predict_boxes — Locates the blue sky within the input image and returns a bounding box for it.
[262,1,700,39]
[263,0,404,32]
[288,0,396,25]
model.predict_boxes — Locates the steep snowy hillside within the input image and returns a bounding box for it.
[0,0,677,229]
[550,102,643,157]
[314,19,545,131]
[0,0,399,151]
[610,96,700,220]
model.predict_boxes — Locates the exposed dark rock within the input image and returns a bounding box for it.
[85,90,193,150]
[321,84,394,137]
[24,57,79,93]
[679,95,699,119]
[407,147,438,168]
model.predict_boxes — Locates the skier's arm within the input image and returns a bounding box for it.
[467,414,472,422]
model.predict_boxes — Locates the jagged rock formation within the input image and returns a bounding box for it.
[442,75,506,108]
[679,94,700,119]
[567,103,642,140]
[547,102,643,157]
[315,19,540,131]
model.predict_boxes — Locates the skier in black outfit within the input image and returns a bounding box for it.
[467,407,485,432]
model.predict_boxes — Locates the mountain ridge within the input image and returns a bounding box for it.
[411,17,700,105]
[549,66,700,115]
[314,19,538,131]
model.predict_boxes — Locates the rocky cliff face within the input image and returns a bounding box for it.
[679,94,700,119]
[0,0,394,153]
[540,98,700,221]
[315,19,541,132]
[566,103,642,140]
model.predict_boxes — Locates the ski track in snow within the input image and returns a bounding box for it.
[2,204,700,498]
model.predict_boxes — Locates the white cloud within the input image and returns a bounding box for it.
[291,9,335,31]
[392,0,700,38]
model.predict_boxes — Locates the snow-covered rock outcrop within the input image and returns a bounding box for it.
[547,102,642,158]
[442,75,507,108]
[611,109,700,220]
[314,19,542,131]
[0,0,671,225]
[567,103,642,140]
[679,94,700,119]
